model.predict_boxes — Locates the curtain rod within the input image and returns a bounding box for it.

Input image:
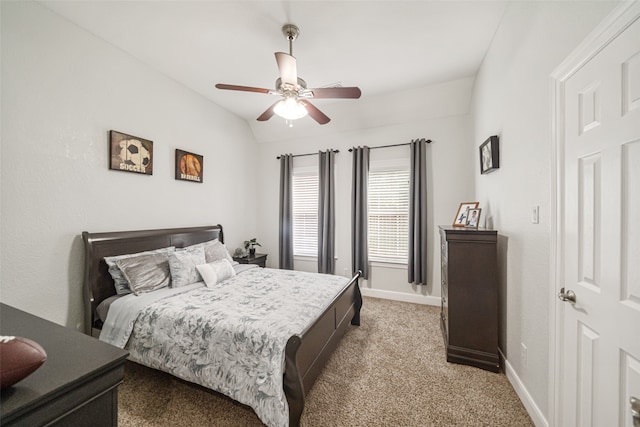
[276,149,339,160]
[347,138,431,152]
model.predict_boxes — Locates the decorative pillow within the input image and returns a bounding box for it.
[168,246,206,288]
[115,252,172,295]
[196,259,236,288]
[105,247,175,295]
[190,239,236,265]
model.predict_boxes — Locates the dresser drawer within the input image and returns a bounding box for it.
[440,234,448,262]
[440,262,448,287]
[441,277,448,298]
[440,307,449,345]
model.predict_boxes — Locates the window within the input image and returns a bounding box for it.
[368,167,410,263]
[292,171,318,256]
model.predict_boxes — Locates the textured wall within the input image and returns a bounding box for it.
[471,0,617,420]
[0,1,259,330]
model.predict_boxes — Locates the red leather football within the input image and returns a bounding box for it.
[0,336,47,388]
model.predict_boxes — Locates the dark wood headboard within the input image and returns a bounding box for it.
[81,225,223,335]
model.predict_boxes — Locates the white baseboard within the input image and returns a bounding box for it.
[499,349,548,427]
[359,287,440,306]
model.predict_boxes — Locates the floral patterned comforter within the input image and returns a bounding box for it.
[123,267,350,427]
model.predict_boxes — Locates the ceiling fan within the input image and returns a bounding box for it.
[215,24,361,126]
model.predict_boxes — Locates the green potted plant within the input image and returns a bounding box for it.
[244,238,261,257]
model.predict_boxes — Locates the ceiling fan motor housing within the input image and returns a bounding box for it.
[275,77,307,92]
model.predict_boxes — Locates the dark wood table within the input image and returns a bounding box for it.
[0,303,129,426]
[233,253,268,268]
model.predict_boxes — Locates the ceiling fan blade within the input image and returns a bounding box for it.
[307,87,362,99]
[257,101,280,121]
[215,84,272,94]
[299,100,330,125]
[275,52,298,87]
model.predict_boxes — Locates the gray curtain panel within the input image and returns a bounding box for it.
[408,139,428,285]
[351,146,370,279]
[318,150,336,274]
[279,154,294,270]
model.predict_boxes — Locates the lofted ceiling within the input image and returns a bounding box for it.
[40,0,508,143]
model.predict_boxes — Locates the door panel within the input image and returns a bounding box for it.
[577,322,599,427]
[622,140,640,306]
[578,154,601,289]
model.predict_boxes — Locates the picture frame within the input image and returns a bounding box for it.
[175,149,203,183]
[109,130,153,175]
[480,135,500,174]
[465,208,482,229]
[453,202,479,227]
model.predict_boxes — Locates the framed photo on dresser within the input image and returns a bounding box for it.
[465,208,482,229]
[453,202,479,227]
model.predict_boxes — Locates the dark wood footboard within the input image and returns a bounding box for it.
[284,270,362,426]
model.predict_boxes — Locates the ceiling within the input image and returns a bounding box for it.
[40,0,508,143]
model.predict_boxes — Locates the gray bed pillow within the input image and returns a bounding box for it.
[115,252,172,295]
[193,239,235,264]
[168,245,206,288]
[105,247,175,295]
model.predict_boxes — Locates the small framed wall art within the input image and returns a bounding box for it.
[480,135,499,174]
[109,130,153,175]
[453,202,479,227]
[175,149,203,183]
[465,208,482,229]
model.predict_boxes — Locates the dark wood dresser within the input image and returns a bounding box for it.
[0,304,129,426]
[439,226,499,372]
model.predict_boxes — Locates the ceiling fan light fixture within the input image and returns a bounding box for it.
[215,23,360,125]
[273,97,308,120]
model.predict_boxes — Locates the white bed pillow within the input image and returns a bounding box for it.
[196,259,236,288]
[105,246,175,295]
[168,246,206,288]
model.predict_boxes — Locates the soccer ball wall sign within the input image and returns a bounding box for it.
[109,130,153,175]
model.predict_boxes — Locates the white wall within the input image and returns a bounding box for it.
[471,1,617,422]
[257,78,474,303]
[0,1,259,330]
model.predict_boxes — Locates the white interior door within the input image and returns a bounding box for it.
[557,4,640,426]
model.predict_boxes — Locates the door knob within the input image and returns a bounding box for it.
[558,287,576,303]
[631,396,640,427]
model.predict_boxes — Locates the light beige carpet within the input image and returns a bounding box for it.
[118,297,533,426]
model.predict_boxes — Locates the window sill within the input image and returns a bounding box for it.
[294,255,340,261]
[370,260,407,270]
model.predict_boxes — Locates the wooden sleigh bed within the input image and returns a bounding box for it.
[82,224,362,426]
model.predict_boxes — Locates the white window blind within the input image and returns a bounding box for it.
[368,168,410,263]
[292,172,318,256]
